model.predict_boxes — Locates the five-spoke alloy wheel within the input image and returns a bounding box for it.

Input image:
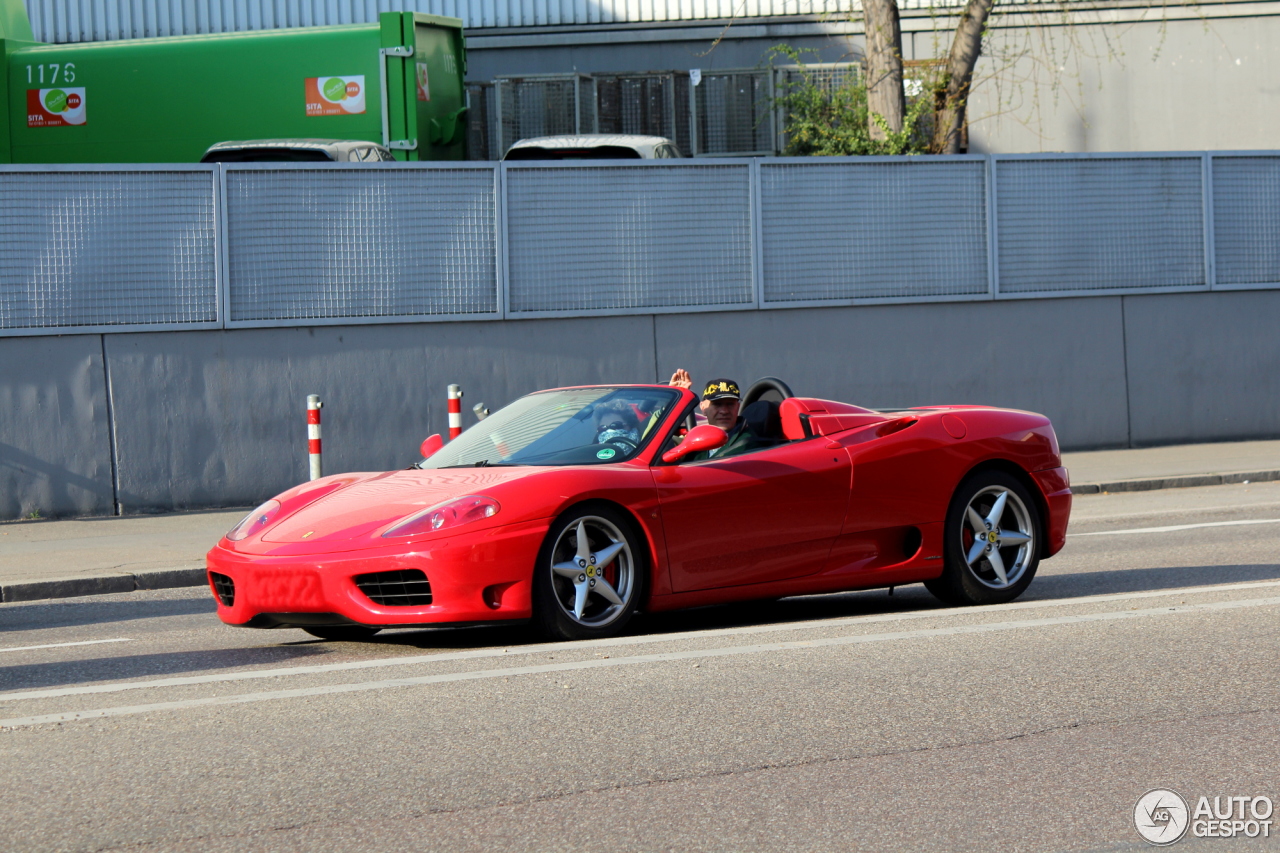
[926,470,1042,606]
[534,505,646,640]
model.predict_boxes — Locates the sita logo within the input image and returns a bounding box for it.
[1134,789,1190,846]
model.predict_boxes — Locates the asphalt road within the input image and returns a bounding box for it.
[2,483,1279,852]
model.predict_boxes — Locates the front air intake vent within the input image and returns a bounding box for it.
[354,569,433,606]
[209,572,235,607]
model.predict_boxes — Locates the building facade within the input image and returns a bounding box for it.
[21,0,1280,153]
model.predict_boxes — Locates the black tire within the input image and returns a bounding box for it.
[533,504,648,641]
[925,469,1042,606]
[302,625,383,641]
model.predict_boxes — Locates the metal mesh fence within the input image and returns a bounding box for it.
[579,78,599,141]
[5,154,1267,336]
[671,74,694,158]
[996,157,1205,294]
[693,71,774,156]
[495,75,597,157]
[760,160,989,303]
[504,164,753,313]
[773,64,860,156]
[224,167,498,323]
[596,72,689,152]
[1212,156,1280,287]
[0,170,218,332]
[465,82,498,161]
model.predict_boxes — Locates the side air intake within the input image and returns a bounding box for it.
[354,570,433,606]
[209,572,235,607]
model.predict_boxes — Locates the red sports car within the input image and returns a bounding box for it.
[207,380,1071,641]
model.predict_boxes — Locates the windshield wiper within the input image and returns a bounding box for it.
[437,460,515,468]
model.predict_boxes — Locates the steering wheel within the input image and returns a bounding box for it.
[606,437,639,453]
[741,377,794,408]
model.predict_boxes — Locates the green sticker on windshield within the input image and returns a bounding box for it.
[596,447,617,460]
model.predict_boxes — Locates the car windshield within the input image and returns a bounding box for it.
[420,387,681,468]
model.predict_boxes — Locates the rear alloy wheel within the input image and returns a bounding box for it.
[534,507,646,640]
[302,626,383,641]
[925,470,1041,606]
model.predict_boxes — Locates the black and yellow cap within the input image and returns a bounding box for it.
[701,379,741,401]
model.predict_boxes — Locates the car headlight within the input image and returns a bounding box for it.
[383,495,500,538]
[226,500,282,541]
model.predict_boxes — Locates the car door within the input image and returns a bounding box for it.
[654,439,851,592]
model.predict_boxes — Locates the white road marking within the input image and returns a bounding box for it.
[1071,518,1280,537]
[1070,499,1280,524]
[2,595,1277,729]
[0,638,132,654]
[4,579,1280,705]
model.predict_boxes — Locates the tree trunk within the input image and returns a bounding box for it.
[863,0,905,141]
[931,0,996,154]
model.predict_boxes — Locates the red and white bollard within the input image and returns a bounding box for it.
[307,394,323,480]
[447,384,463,440]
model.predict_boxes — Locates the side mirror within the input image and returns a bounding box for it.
[662,424,727,463]
[420,434,445,459]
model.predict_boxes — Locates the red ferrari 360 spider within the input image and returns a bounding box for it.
[207,380,1071,641]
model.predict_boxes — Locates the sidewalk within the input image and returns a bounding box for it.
[1062,438,1280,494]
[0,509,245,603]
[1,438,1278,603]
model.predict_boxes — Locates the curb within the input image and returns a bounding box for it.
[0,567,207,603]
[1070,469,1280,495]
[4,469,1278,602]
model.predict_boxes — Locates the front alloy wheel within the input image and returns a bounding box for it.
[534,507,645,640]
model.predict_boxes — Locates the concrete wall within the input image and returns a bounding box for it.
[654,296,1131,448]
[4,289,1280,519]
[0,335,114,519]
[1124,290,1280,446]
[103,317,658,512]
[966,11,1280,154]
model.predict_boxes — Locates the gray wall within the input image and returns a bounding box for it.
[965,11,1280,154]
[4,288,1280,519]
[0,336,115,519]
[655,296,1131,448]
[1123,290,1280,446]
[103,317,658,512]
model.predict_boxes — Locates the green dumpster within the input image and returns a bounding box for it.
[0,8,466,163]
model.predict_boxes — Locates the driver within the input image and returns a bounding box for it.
[593,401,642,451]
[671,376,763,461]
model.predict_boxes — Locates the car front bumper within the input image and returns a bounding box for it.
[206,519,548,629]
[1032,466,1072,557]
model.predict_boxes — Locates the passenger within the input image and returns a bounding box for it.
[593,401,642,451]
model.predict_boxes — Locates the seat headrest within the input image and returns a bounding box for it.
[742,400,783,440]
